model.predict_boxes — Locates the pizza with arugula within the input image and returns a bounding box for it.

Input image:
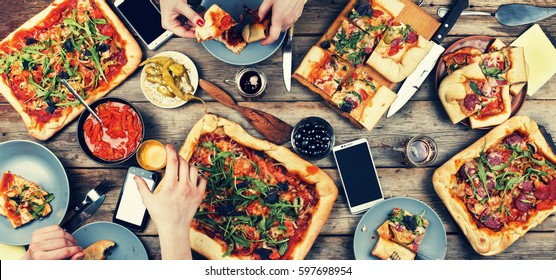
[0,0,141,140]
[175,114,338,260]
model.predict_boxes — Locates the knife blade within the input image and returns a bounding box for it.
[283,26,294,92]
[539,125,556,154]
[62,194,105,233]
[387,0,469,118]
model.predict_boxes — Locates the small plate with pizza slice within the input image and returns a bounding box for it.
[0,140,69,245]
[353,197,446,260]
[435,36,528,129]
[198,0,286,65]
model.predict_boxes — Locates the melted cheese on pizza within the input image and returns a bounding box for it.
[189,133,319,260]
[0,0,128,127]
[0,171,54,228]
[332,70,377,114]
[453,132,556,231]
[373,22,419,60]
[306,52,349,96]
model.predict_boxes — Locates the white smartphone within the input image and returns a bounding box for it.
[113,166,158,231]
[333,139,384,214]
[113,0,173,50]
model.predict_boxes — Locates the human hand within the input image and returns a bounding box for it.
[160,0,205,38]
[24,225,84,260]
[258,0,305,45]
[135,144,206,259]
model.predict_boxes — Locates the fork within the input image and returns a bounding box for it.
[388,251,401,260]
[75,179,111,212]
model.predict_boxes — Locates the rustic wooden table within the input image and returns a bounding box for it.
[1,0,555,260]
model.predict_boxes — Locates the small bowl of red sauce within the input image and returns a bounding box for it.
[77,97,145,165]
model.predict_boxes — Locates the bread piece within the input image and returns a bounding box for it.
[372,237,416,260]
[83,240,116,260]
[242,18,270,43]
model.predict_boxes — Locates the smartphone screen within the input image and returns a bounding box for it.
[333,140,383,213]
[114,167,157,230]
[115,0,171,48]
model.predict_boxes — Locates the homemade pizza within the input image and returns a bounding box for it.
[0,171,55,229]
[294,46,353,97]
[433,116,556,255]
[326,19,377,67]
[0,0,142,140]
[438,63,512,129]
[330,69,396,130]
[371,207,428,260]
[366,20,433,83]
[175,114,338,260]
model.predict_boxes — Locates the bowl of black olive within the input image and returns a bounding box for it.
[291,117,335,160]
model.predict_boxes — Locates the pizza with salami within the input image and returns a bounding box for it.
[173,114,338,260]
[0,0,141,140]
[438,63,512,128]
[366,21,433,83]
[433,116,556,255]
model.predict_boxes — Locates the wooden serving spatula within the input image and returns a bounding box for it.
[199,79,293,145]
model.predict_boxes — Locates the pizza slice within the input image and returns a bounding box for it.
[366,21,433,82]
[331,69,396,130]
[433,116,556,255]
[214,26,247,54]
[323,19,376,67]
[241,7,271,43]
[442,47,483,74]
[195,4,237,42]
[348,0,405,36]
[294,46,353,97]
[83,240,116,260]
[0,171,54,228]
[376,208,429,253]
[480,48,527,87]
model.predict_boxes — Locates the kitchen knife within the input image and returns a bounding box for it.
[387,0,469,118]
[438,4,556,27]
[283,26,294,92]
[62,194,105,233]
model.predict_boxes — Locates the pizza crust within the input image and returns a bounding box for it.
[432,116,556,255]
[356,86,397,130]
[366,31,433,83]
[83,240,116,260]
[374,0,405,17]
[468,86,511,129]
[438,63,486,124]
[173,114,338,260]
[0,0,142,141]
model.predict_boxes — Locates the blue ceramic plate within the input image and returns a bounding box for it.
[200,0,286,65]
[73,222,148,260]
[353,197,447,260]
[0,140,69,245]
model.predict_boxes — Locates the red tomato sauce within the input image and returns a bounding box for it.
[83,102,142,161]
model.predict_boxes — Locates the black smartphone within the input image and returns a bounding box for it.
[113,0,173,50]
[332,139,384,214]
[113,166,158,231]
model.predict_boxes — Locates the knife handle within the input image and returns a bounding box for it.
[200,79,239,109]
[432,0,468,44]
[287,26,294,40]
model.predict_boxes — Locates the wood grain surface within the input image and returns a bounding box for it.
[0,0,555,260]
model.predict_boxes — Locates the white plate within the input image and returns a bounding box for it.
[353,197,447,260]
[140,51,199,109]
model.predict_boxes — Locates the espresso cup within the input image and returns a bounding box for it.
[224,67,267,100]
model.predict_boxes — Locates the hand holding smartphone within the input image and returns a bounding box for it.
[333,139,384,214]
[114,0,173,50]
[113,166,158,231]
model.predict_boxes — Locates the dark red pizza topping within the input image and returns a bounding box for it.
[454,132,556,232]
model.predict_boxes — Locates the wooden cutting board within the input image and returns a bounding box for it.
[294,0,440,129]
